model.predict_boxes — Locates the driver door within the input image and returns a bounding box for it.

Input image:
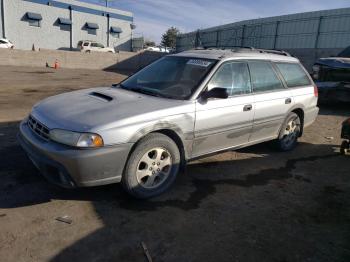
[192,61,254,157]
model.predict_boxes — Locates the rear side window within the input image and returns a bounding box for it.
[248,61,284,92]
[275,63,311,87]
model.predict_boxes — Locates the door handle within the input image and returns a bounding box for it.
[243,104,252,111]
[285,98,292,104]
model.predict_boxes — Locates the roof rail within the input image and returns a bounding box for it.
[200,45,255,50]
[191,46,291,57]
[254,48,291,56]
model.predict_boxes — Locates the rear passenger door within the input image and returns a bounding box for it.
[274,62,317,118]
[248,60,293,143]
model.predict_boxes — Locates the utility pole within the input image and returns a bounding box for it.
[100,1,116,47]
[1,0,6,38]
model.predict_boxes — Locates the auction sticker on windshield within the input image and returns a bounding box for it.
[187,59,213,67]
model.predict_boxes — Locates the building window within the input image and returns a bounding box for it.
[25,12,42,27]
[29,20,41,27]
[112,33,120,38]
[110,26,122,38]
[85,22,99,35]
[57,17,72,31]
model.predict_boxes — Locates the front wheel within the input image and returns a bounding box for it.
[275,112,301,151]
[122,133,181,198]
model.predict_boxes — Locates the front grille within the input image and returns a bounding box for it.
[28,115,50,140]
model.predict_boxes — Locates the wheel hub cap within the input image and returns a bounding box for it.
[283,118,299,145]
[136,147,172,189]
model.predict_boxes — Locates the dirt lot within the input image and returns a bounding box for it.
[0,65,349,262]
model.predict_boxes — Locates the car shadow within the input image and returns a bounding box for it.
[318,103,350,117]
[1,120,349,261]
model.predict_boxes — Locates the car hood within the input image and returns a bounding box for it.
[316,57,350,69]
[31,87,192,132]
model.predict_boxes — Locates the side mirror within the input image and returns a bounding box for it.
[201,87,228,100]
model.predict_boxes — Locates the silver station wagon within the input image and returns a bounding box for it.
[18,48,319,198]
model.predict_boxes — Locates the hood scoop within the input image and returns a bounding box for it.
[89,92,114,102]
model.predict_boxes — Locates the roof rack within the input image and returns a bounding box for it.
[255,48,291,57]
[192,46,291,57]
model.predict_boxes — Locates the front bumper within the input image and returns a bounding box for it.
[18,120,133,188]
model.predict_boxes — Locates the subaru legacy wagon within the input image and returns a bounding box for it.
[18,48,319,198]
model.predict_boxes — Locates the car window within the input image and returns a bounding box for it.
[91,43,98,47]
[248,61,284,92]
[231,63,251,95]
[83,42,89,46]
[208,62,251,96]
[208,63,232,91]
[275,63,311,87]
[97,43,104,48]
[0,40,6,44]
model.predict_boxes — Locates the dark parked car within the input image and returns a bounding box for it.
[311,46,350,103]
[341,118,350,155]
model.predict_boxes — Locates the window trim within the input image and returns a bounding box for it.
[202,60,253,98]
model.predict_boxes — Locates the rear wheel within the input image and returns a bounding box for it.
[275,112,301,151]
[122,133,180,198]
[340,140,349,155]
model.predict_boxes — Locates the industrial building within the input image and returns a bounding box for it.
[176,7,350,70]
[0,0,134,51]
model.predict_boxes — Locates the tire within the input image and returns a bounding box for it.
[122,133,181,199]
[340,140,349,155]
[275,112,301,151]
[86,50,91,53]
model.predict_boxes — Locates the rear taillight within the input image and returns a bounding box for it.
[314,85,318,97]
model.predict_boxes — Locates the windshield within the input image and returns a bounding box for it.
[118,56,217,99]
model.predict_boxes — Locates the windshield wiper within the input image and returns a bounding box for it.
[115,84,176,99]
[129,87,175,99]
[129,87,159,96]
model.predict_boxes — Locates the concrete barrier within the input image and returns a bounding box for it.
[0,48,166,71]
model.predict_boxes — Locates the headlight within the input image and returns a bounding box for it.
[50,129,104,148]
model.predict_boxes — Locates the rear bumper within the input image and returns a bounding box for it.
[18,120,133,188]
[317,82,350,103]
[304,106,319,128]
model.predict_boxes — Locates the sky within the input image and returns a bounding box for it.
[79,0,350,44]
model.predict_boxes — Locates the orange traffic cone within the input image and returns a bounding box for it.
[54,59,59,69]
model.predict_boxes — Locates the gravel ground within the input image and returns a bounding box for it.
[0,65,349,262]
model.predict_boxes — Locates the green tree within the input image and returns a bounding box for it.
[161,27,180,49]
[144,40,156,47]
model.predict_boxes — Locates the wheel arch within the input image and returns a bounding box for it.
[128,126,189,169]
[290,107,305,137]
[151,129,187,167]
[278,105,305,138]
